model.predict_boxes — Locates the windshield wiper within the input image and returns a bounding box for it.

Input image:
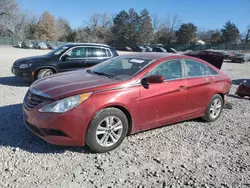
[93,71,114,79]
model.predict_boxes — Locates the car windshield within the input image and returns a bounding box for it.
[87,56,153,80]
[46,45,70,56]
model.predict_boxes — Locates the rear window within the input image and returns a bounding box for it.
[87,47,106,57]
[106,49,112,57]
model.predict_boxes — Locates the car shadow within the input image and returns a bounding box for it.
[231,79,250,86]
[0,76,31,87]
[0,103,90,154]
[229,94,250,100]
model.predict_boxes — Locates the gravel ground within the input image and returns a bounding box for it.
[0,46,250,188]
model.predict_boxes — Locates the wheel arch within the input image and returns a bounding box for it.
[104,105,133,135]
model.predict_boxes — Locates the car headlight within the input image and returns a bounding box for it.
[19,63,32,69]
[39,92,92,113]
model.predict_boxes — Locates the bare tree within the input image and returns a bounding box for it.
[89,13,100,28]
[0,0,18,17]
[151,14,160,32]
[242,25,250,49]
[155,15,182,44]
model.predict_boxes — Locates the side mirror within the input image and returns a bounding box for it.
[61,55,69,61]
[141,75,164,89]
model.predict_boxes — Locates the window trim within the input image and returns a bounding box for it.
[59,46,113,60]
[183,58,220,78]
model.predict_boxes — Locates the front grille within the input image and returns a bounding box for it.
[25,90,49,109]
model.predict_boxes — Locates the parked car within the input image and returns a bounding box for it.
[22,41,33,49]
[224,52,236,60]
[22,52,231,153]
[152,47,167,52]
[115,46,132,51]
[37,42,48,50]
[231,53,250,63]
[164,46,178,53]
[14,41,23,48]
[144,46,153,52]
[132,46,146,52]
[11,43,118,81]
[47,43,57,50]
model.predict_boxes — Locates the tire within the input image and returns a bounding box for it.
[36,69,54,80]
[202,94,224,122]
[85,108,128,153]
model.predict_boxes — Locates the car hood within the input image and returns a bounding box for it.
[14,55,51,65]
[30,70,121,99]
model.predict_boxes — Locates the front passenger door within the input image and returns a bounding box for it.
[139,59,187,130]
[58,46,87,72]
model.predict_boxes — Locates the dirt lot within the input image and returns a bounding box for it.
[0,46,250,188]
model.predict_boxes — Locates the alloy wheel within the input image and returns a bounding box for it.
[96,116,123,147]
[209,98,222,119]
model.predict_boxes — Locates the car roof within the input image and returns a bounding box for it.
[65,43,110,48]
[120,52,179,60]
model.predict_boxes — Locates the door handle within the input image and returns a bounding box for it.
[178,85,186,91]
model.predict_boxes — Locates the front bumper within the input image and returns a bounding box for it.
[22,102,90,146]
[11,66,34,81]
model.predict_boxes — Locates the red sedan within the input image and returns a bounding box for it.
[23,53,232,153]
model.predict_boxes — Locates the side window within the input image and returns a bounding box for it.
[65,47,87,59]
[208,66,219,75]
[185,59,211,77]
[148,59,183,80]
[87,47,106,58]
[101,48,108,57]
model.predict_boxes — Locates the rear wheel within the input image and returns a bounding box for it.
[36,69,54,80]
[202,94,224,122]
[85,108,128,153]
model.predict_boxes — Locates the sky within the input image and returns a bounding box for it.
[19,0,250,33]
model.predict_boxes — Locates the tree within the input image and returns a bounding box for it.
[155,15,181,44]
[36,11,57,41]
[176,23,197,44]
[242,25,250,49]
[56,18,73,41]
[221,21,240,44]
[24,16,38,40]
[0,0,18,37]
[112,10,130,45]
[210,30,222,44]
[0,0,18,17]
[127,8,140,45]
[137,9,154,44]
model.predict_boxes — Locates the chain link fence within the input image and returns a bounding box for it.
[0,36,67,46]
[1,36,250,51]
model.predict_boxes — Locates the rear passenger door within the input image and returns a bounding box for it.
[184,58,216,115]
[84,47,113,67]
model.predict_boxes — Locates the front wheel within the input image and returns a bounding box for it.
[202,94,224,122]
[36,69,54,80]
[85,108,128,153]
